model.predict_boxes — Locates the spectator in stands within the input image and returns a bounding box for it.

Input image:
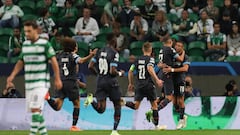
[205,22,227,61]
[219,11,232,35]
[169,0,186,18]
[185,75,201,99]
[224,80,240,96]
[173,10,197,44]
[58,0,78,36]
[0,0,23,28]
[36,8,58,39]
[129,12,149,42]
[197,10,214,42]
[50,31,64,53]
[118,0,136,27]
[139,0,158,27]
[43,0,59,21]
[112,22,130,59]
[227,21,240,56]
[153,0,166,12]
[219,0,238,22]
[80,0,102,25]
[202,0,219,22]
[1,82,22,98]
[7,27,24,58]
[152,10,172,42]
[73,7,99,44]
[101,0,121,27]
[186,0,206,14]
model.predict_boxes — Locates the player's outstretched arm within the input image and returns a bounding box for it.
[78,49,98,64]
[50,56,62,90]
[147,65,163,88]
[6,60,24,88]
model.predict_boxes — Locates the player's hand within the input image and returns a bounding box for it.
[162,66,172,74]
[157,62,168,68]
[89,49,98,56]
[54,78,63,90]
[118,70,125,77]
[128,84,134,91]
[6,76,14,88]
[156,79,164,88]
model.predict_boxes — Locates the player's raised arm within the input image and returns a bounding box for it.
[78,49,98,64]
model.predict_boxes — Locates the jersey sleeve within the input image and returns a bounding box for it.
[171,48,179,59]
[183,55,191,65]
[73,53,81,64]
[147,57,155,67]
[46,42,56,59]
[110,52,119,67]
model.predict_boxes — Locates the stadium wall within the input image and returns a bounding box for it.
[1,62,240,96]
[0,97,239,130]
[1,75,240,96]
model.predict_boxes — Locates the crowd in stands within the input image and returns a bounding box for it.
[1,0,240,64]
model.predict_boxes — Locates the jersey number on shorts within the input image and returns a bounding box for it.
[138,65,146,79]
[99,58,108,75]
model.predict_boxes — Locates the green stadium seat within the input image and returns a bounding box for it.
[90,41,106,50]
[167,13,178,23]
[18,0,35,15]
[36,0,45,10]
[96,33,107,42]
[0,28,13,56]
[95,0,109,7]
[226,56,240,62]
[77,42,89,57]
[130,41,144,56]
[9,56,19,63]
[151,41,163,58]
[120,27,130,34]
[188,56,205,62]
[132,0,145,6]
[99,27,112,34]
[214,0,224,8]
[21,14,38,22]
[189,13,199,22]
[0,56,8,63]
[187,41,206,57]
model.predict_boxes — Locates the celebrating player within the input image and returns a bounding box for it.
[6,20,62,135]
[162,41,190,129]
[45,37,97,131]
[84,33,124,135]
[124,42,164,129]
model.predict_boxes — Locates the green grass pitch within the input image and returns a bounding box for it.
[0,130,240,135]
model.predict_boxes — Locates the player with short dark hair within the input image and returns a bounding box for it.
[124,42,163,129]
[7,20,63,135]
[45,37,97,131]
[84,33,124,135]
[162,41,190,129]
